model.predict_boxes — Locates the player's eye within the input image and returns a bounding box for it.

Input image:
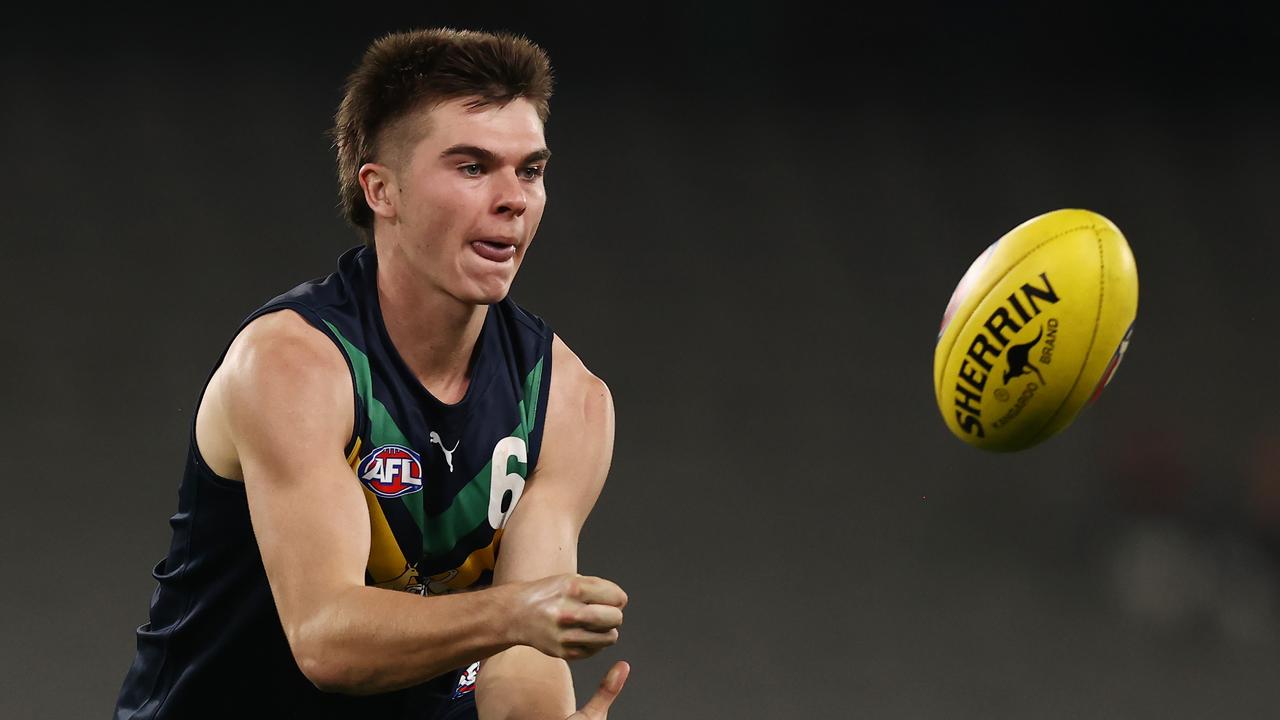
[460,163,483,177]
[519,165,545,181]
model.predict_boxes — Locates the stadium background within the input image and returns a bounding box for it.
[3,3,1278,717]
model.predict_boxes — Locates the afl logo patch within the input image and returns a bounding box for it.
[358,445,424,498]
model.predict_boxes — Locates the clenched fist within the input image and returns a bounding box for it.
[510,574,626,660]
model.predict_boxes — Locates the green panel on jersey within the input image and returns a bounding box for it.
[325,321,426,535]
[521,357,544,429]
[420,436,532,556]
[420,358,541,557]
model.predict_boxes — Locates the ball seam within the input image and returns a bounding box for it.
[1027,228,1106,445]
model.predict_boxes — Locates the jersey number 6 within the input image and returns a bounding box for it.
[488,436,527,530]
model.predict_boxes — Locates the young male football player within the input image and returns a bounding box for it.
[115,28,629,720]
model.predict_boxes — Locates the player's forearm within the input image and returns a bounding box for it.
[291,583,522,695]
[477,646,575,720]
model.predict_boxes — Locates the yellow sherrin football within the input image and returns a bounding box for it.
[934,209,1139,452]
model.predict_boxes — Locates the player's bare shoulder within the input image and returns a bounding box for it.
[539,334,615,479]
[196,310,353,481]
[221,311,349,392]
[549,334,614,432]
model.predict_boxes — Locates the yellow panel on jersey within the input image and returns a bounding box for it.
[427,529,504,594]
[361,485,414,589]
[345,436,363,468]
[351,437,413,589]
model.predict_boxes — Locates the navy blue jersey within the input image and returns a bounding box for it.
[115,246,554,719]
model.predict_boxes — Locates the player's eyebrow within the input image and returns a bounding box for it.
[522,148,552,165]
[442,144,551,165]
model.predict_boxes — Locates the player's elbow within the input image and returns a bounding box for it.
[293,639,382,695]
[295,647,349,693]
[287,607,379,694]
[291,631,351,693]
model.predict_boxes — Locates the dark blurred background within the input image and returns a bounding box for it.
[3,2,1279,717]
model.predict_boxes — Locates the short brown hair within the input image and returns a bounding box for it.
[331,28,554,244]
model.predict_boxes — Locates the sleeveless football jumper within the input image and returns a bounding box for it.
[115,246,553,719]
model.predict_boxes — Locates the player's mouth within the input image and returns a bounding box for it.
[469,238,518,263]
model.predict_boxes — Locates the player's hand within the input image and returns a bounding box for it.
[565,661,630,720]
[512,573,626,660]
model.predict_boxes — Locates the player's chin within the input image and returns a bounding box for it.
[455,271,516,306]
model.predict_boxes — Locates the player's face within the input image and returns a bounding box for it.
[389,97,548,305]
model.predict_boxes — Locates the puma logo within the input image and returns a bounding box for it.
[429,431,460,473]
[1003,327,1046,386]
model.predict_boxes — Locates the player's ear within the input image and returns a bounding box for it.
[358,162,397,221]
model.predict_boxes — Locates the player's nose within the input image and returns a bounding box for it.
[492,171,527,218]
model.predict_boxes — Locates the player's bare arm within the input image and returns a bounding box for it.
[476,336,629,720]
[200,313,621,695]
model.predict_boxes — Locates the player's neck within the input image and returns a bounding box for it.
[376,262,487,406]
